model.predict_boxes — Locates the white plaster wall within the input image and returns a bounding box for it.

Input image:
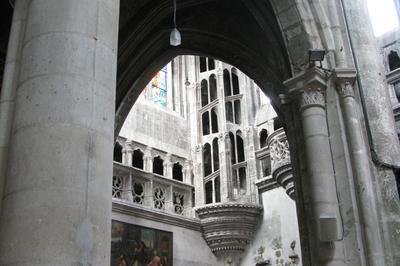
[112,212,219,266]
[120,98,190,158]
[241,188,302,265]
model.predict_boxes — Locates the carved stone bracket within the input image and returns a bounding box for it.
[195,203,263,256]
[267,128,295,200]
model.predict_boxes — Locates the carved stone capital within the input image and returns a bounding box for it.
[336,81,355,98]
[284,67,328,111]
[333,68,357,99]
[298,87,326,110]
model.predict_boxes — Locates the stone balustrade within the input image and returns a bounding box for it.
[112,162,194,217]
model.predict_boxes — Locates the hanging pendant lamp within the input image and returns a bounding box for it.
[170,0,181,46]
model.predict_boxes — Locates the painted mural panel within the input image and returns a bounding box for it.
[111,220,173,266]
[143,67,168,107]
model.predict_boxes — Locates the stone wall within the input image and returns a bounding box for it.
[241,188,301,265]
[119,99,190,158]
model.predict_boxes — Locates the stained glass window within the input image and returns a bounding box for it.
[143,66,168,107]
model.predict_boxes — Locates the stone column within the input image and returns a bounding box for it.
[121,146,127,165]
[218,132,233,202]
[0,0,29,214]
[333,68,385,265]
[143,146,153,172]
[183,160,192,184]
[244,127,258,203]
[193,145,205,206]
[285,67,344,264]
[0,1,120,265]
[163,153,173,179]
[124,141,133,166]
[341,0,400,166]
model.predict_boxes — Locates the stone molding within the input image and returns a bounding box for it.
[255,176,280,193]
[195,203,263,255]
[112,201,201,231]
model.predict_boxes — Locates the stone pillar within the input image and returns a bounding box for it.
[218,132,233,202]
[183,160,192,184]
[163,153,173,179]
[244,127,258,203]
[193,145,205,206]
[122,172,133,202]
[333,68,385,265]
[143,146,153,172]
[0,0,29,214]
[0,1,120,265]
[144,180,154,208]
[285,67,344,264]
[121,146,127,165]
[341,0,400,166]
[124,141,133,166]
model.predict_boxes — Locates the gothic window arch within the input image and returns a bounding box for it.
[202,108,219,136]
[223,69,232,96]
[153,156,164,175]
[260,129,268,148]
[209,74,217,102]
[389,50,400,71]
[231,68,240,95]
[203,143,212,176]
[201,79,209,107]
[236,131,245,162]
[199,57,215,72]
[214,176,221,202]
[205,181,213,204]
[132,149,144,169]
[113,142,123,163]
[173,162,183,181]
[208,58,215,70]
[229,132,236,164]
[203,139,220,177]
[225,101,233,123]
[234,100,241,124]
[211,107,218,133]
[200,56,207,72]
[212,138,220,171]
[202,111,210,135]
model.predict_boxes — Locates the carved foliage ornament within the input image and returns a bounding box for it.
[269,137,290,169]
[337,81,355,98]
[299,87,326,110]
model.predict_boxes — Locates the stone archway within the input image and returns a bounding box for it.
[0,0,399,265]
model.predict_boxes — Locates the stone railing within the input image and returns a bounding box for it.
[112,162,194,217]
[267,128,295,200]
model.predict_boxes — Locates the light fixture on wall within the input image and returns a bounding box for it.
[170,0,181,46]
[308,49,326,67]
